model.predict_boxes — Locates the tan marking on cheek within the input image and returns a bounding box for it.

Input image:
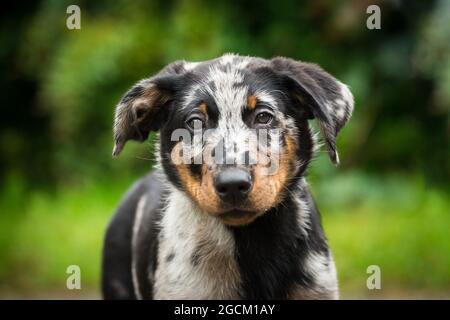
[172,143,223,214]
[273,134,297,203]
[195,165,223,214]
[247,95,258,110]
[246,134,297,213]
[175,163,200,199]
[171,143,201,200]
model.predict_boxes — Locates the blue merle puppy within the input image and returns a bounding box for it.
[102,54,354,300]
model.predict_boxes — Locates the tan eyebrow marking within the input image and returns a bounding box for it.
[199,102,208,118]
[247,95,258,110]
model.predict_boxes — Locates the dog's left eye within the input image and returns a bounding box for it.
[254,112,273,125]
[185,115,205,130]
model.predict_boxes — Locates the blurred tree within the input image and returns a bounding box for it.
[0,0,448,189]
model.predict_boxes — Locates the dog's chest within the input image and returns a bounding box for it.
[153,190,241,299]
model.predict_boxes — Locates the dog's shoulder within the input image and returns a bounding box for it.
[129,170,166,299]
[102,170,165,299]
[105,170,164,245]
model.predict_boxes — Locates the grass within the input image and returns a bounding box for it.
[0,170,449,299]
[0,174,134,298]
[324,190,450,298]
[312,169,450,298]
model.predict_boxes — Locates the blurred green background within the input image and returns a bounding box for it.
[1,0,449,299]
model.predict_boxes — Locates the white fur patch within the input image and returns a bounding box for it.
[339,82,354,112]
[305,252,339,299]
[183,61,200,71]
[295,197,312,237]
[131,194,148,300]
[255,90,278,108]
[336,81,354,125]
[153,188,241,299]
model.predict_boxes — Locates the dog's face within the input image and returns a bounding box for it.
[113,54,354,226]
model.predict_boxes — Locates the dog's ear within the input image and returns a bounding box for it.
[112,61,188,157]
[271,57,354,165]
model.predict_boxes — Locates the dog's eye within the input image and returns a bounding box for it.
[254,112,273,125]
[185,115,205,130]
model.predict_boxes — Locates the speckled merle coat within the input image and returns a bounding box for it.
[102,54,354,300]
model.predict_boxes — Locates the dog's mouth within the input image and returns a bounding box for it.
[217,209,260,227]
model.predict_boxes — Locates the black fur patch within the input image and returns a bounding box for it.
[231,189,328,299]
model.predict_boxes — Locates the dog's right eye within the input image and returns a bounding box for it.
[185,114,205,131]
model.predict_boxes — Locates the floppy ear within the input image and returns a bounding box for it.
[271,57,354,165]
[112,61,188,157]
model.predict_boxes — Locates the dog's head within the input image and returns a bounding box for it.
[113,54,354,226]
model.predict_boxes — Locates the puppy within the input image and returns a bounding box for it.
[102,54,354,299]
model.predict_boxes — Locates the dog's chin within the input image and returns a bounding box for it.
[217,209,262,227]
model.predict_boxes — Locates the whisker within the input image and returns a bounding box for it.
[135,156,154,161]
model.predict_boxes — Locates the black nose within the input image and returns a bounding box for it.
[214,168,252,205]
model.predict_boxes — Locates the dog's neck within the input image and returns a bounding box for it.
[155,175,331,299]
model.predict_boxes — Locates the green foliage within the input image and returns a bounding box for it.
[0,175,134,296]
[1,173,449,298]
[313,172,450,295]
[2,0,449,184]
[0,0,449,297]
